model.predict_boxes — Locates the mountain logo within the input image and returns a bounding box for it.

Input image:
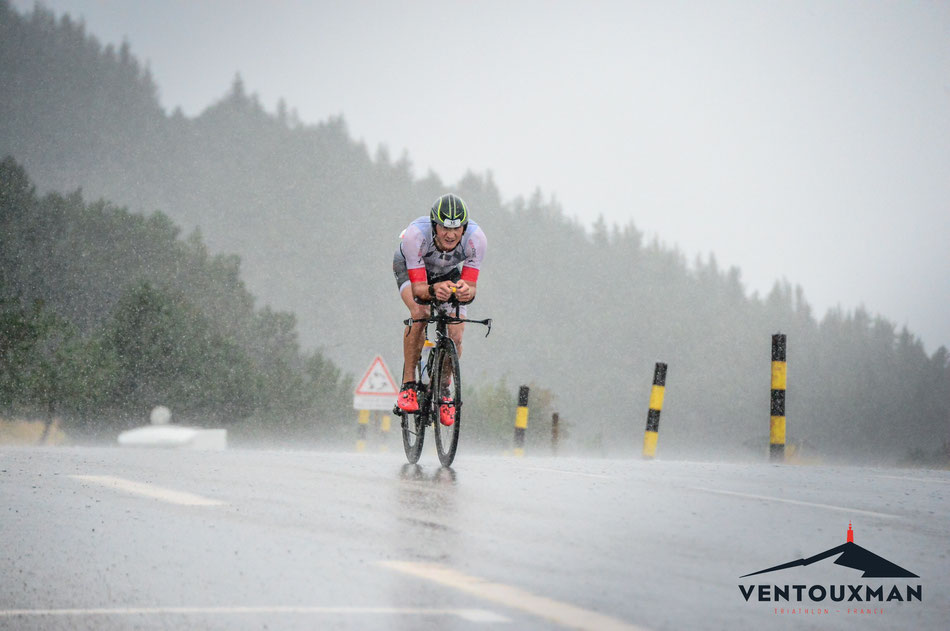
[738,523,923,609]
[741,522,918,579]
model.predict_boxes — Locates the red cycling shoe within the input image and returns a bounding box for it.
[397,383,419,413]
[439,397,455,426]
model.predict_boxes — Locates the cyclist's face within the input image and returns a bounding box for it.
[434,224,463,250]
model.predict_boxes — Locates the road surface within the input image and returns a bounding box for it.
[1,446,947,630]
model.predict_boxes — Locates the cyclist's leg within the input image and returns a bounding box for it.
[400,282,428,383]
[394,249,428,385]
[447,320,465,362]
[439,320,464,391]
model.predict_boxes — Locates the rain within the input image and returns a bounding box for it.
[1,1,948,629]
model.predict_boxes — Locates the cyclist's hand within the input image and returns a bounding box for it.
[454,280,475,303]
[433,281,455,302]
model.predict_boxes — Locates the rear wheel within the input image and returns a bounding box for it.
[401,362,426,464]
[433,340,461,467]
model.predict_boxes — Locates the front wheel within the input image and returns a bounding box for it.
[401,363,426,464]
[432,340,461,467]
[402,410,425,464]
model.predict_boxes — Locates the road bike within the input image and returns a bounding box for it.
[394,297,491,467]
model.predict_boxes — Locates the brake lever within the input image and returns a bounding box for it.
[403,316,430,337]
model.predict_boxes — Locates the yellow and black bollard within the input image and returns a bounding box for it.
[379,413,391,452]
[770,334,787,462]
[356,409,369,452]
[642,362,667,459]
[514,386,529,457]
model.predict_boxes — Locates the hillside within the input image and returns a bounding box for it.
[0,157,353,440]
[1,1,947,461]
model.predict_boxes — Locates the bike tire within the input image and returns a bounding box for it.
[401,362,426,464]
[432,340,461,467]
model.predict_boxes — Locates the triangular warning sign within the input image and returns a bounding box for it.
[354,355,398,396]
[353,356,399,411]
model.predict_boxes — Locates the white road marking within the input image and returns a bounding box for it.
[380,561,649,631]
[875,474,950,485]
[69,475,224,506]
[0,606,508,622]
[519,466,612,479]
[690,487,898,519]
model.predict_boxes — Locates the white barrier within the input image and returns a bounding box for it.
[117,406,227,450]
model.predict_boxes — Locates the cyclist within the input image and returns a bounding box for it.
[393,193,487,425]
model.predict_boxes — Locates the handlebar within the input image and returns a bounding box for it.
[414,283,473,306]
[403,296,493,338]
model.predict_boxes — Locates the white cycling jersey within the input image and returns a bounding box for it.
[398,216,486,285]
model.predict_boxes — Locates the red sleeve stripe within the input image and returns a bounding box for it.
[408,268,427,284]
[460,267,479,282]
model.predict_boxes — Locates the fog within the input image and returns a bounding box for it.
[11,0,950,354]
[3,7,949,627]
[1,0,948,466]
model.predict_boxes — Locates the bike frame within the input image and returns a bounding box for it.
[397,297,491,465]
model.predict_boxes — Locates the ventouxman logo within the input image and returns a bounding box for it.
[743,522,917,579]
[739,523,922,611]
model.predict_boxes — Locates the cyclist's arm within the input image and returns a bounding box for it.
[403,223,438,303]
[454,224,485,304]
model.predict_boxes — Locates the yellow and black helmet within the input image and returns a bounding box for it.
[430,194,469,230]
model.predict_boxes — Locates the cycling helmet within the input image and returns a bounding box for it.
[430,194,469,230]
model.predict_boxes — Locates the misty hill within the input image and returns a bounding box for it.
[0,156,352,440]
[1,1,948,461]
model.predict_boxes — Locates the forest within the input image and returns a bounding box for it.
[1,1,947,462]
[0,157,354,442]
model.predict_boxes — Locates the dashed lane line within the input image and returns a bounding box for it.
[380,561,650,631]
[69,475,225,506]
[0,606,509,622]
[874,474,950,485]
[518,466,613,479]
[690,487,899,519]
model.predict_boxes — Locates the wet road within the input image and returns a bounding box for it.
[1,446,948,630]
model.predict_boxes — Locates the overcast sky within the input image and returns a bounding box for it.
[13,0,950,353]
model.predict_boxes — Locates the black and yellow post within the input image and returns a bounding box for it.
[356,409,369,452]
[642,362,667,459]
[551,413,560,456]
[514,386,529,457]
[770,334,787,462]
[379,413,391,452]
